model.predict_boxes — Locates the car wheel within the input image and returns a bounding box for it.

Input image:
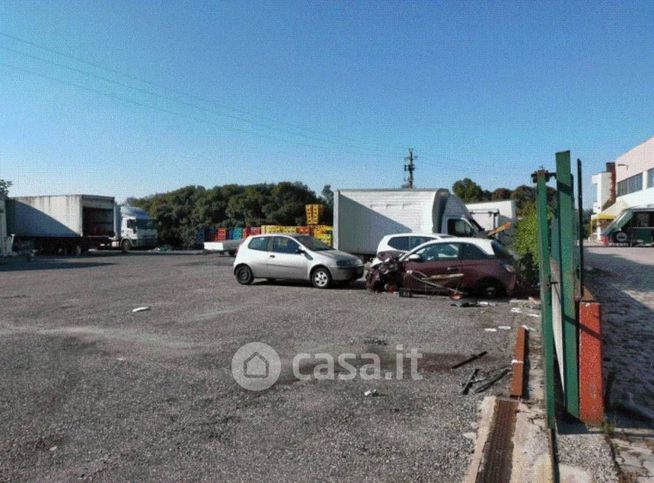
[311,267,332,289]
[477,279,505,299]
[235,265,254,285]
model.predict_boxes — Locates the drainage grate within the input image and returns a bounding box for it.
[476,399,517,483]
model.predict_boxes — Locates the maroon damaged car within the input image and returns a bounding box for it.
[367,238,516,298]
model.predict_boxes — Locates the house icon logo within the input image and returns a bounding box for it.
[232,342,281,391]
[243,352,269,379]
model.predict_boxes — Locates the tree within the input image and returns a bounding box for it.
[452,178,485,203]
[490,188,512,201]
[510,185,536,215]
[0,179,12,197]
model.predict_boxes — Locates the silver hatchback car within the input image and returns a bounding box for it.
[233,234,364,288]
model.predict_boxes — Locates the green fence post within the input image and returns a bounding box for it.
[556,151,580,418]
[534,169,555,428]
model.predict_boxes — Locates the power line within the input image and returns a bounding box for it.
[0,61,399,161]
[0,30,410,154]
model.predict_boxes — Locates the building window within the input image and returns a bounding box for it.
[617,173,643,196]
[648,168,654,189]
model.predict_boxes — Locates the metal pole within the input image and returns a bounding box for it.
[577,158,584,293]
[534,169,556,428]
[556,151,580,418]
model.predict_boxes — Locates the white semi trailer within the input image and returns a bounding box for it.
[6,195,157,254]
[333,188,484,257]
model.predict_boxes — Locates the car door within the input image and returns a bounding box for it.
[458,242,492,290]
[245,236,273,277]
[267,236,310,280]
[402,243,462,291]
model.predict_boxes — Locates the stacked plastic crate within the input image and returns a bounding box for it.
[305,204,332,246]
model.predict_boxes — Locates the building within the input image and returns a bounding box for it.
[591,162,615,214]
[590,136,654,239]
[614,136,654,206]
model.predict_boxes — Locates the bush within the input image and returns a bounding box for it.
[511,202,541,286]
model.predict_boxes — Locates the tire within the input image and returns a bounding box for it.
[235,265,254,285]
[74,244,83,257]
[311,267,332,289]
[614,232,628,244]
[121,239,132,253]
[476,278,505,299]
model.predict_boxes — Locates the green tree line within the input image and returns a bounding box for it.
[128,182,329,248]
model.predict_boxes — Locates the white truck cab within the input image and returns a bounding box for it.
[113,205,158,251]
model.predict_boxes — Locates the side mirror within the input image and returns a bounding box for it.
[408,254,421,262]
[296,246,305,254]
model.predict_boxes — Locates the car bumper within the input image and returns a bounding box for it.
[332,266,364,281]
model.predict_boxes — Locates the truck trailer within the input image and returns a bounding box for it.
[6,195,157,254]
[333,189,484,257]
[8,194,115,254]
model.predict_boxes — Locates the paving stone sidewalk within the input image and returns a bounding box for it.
[585,247,654,482]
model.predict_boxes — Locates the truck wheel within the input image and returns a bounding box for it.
[121,240,132,253]
[74,244,82,256]
[311,267,332,289]
[614,232,628,245]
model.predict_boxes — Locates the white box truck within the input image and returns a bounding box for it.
[333,188,484,257]
[8,194,116,255]
[6,195,157,254]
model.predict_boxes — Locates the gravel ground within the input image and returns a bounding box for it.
[0,252,519,481]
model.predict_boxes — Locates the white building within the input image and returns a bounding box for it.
[614,136,654,206]
[591,162,614,214]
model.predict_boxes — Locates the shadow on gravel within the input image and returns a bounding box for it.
[0,258,114,272]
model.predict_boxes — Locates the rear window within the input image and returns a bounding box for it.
[388,236,410,250]
[248,237,269,251]
[410,236,435,249]
[491,241,513,259]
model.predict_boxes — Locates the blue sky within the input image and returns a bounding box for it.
[1,1,653,205]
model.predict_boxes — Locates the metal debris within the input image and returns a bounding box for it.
[451,351,488,369]
[461,369,479,395]
[132,306,151,313]
[364,389,379,397]
[474,369,510,393]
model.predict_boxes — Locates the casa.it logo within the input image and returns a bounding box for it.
[231,342,282,391]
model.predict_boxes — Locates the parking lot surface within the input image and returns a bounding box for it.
[0,252,519,481]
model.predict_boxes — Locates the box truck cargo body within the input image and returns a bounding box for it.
[334,189,484,256]
[7,195,116,254]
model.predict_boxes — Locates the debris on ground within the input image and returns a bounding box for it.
[363,337,388,346]
[510,307,523,314]
[364,389,379,397]
[132,306,151,313]
[473,368,510,393]
[461,368,479,395]
[451,351,488,369]
[484,328,497,332]
[498,325,511,330]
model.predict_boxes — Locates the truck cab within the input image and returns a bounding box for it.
[114,206,158,251]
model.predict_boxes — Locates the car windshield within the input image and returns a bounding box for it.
[293,235,331,251]
[136,219,156,230]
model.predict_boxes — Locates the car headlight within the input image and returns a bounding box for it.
[336,259,358,268]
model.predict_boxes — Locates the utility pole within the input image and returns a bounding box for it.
[404,148,416,189]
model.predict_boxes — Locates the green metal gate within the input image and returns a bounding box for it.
[533,151,583,426]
